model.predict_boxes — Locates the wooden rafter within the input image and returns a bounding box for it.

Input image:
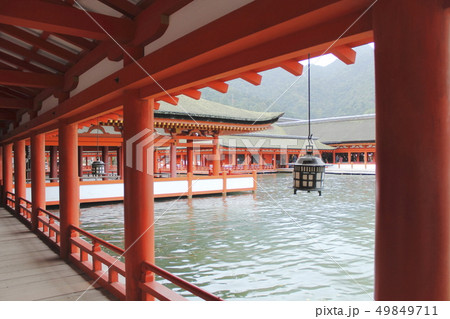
[0,24,79,62]
[0,86,32,99]
[50,33,97,51]
[330,45,357,64]
[131,0,193,47]
[98,0,140,19]
[279,59,304,76]
[0,51,51,73]
[0,38,67,73]
[0,0,134,42]
[0,97,33,109]
[0,70,63,88]
[1,0,374,143]
[0,109,17,121]
[0,61,17,70]
[239,71,262,86]
[3,85,40,97]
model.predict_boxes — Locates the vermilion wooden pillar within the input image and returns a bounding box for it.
[30,133,46,232]
[49,146,58,180]
[59,123,80,260]
[102,146,109,178]
[123,90,155,301]
[187,140,194,174]
[244,152,250,169]
[212,137,220,176]
[13,140,26,214]
[117,146,123,178]
[170,142,177,178]
[153,150,158,175]
[373,0,450,300]
[78,146,84,178]
[2,143,12,205]
[0,146,3,190]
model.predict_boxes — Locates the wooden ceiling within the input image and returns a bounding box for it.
[0,0,376,142]
[0,0,193,131]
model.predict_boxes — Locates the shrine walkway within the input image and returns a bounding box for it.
[0,208,115,301]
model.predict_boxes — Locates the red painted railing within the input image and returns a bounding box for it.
[69,225,127,300]
[141,262,223,301]
[5,191,15,210]
[18,197,32,225]
[37,208,61,248]
[3,194,222,301]
[69,226,222,301]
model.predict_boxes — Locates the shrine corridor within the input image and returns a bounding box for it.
[0,207,115,301]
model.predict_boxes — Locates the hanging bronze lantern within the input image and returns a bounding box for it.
[91,159,105,176]
[91,117,105,176]
[293,145,325,196]
[292,54,325,196]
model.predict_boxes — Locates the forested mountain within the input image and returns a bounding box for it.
[200,44,375,119]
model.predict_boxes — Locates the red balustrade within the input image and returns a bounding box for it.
[37,208,61,248]
[141,262,223,301]
[69,225,127,300]
[2,194,222,301]
[18,197,32,225]
[5,191,15,211]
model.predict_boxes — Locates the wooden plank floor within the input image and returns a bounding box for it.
[0,208,117,301]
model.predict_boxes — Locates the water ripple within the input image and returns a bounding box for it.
[79,173,375,300]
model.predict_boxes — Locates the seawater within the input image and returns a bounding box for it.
[78,173,375,301]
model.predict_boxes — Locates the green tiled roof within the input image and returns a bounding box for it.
[278,114,375,144]
[156,96,283,124]
[219,134,334,151]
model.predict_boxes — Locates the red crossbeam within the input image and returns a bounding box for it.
[0,70,63,88]
[0,0,134,42]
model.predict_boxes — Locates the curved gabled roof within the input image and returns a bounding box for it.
[278,114,375,144]
[156,96,283,125]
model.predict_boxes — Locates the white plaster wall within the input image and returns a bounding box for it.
[38,95,59,116]
[24,176,254,203]
[19,112,30,125]
[226,177,253,190]
[71,58,123,96]
[192,178,222,192]
[154,180,188,195]
[80,183,124,200]
[144,0,254,55]
[26,185,60,202]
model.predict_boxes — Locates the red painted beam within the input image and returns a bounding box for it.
[0,86,31,99]
[63,41,112,91]
[206,81,229,93]
[0,0,134,42]
[330,45,357,64]
[239,71,262,86]
[0,110,17,121]
[158,95,179,106]
[139,11,372,99]
[132,0,193,47]
[0,25,79,62]
[0,70,63,88]
[0,97,33,109]
[0,38,68,73]
[1,0,374,143]
[98,0,140,19]
[0,50,51,73]
[279,59,304,76]
[106,0,193,60]
[181,89,201,100]
[51,33,97,51]
[0,61,16,70]
[10,85,40,96]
